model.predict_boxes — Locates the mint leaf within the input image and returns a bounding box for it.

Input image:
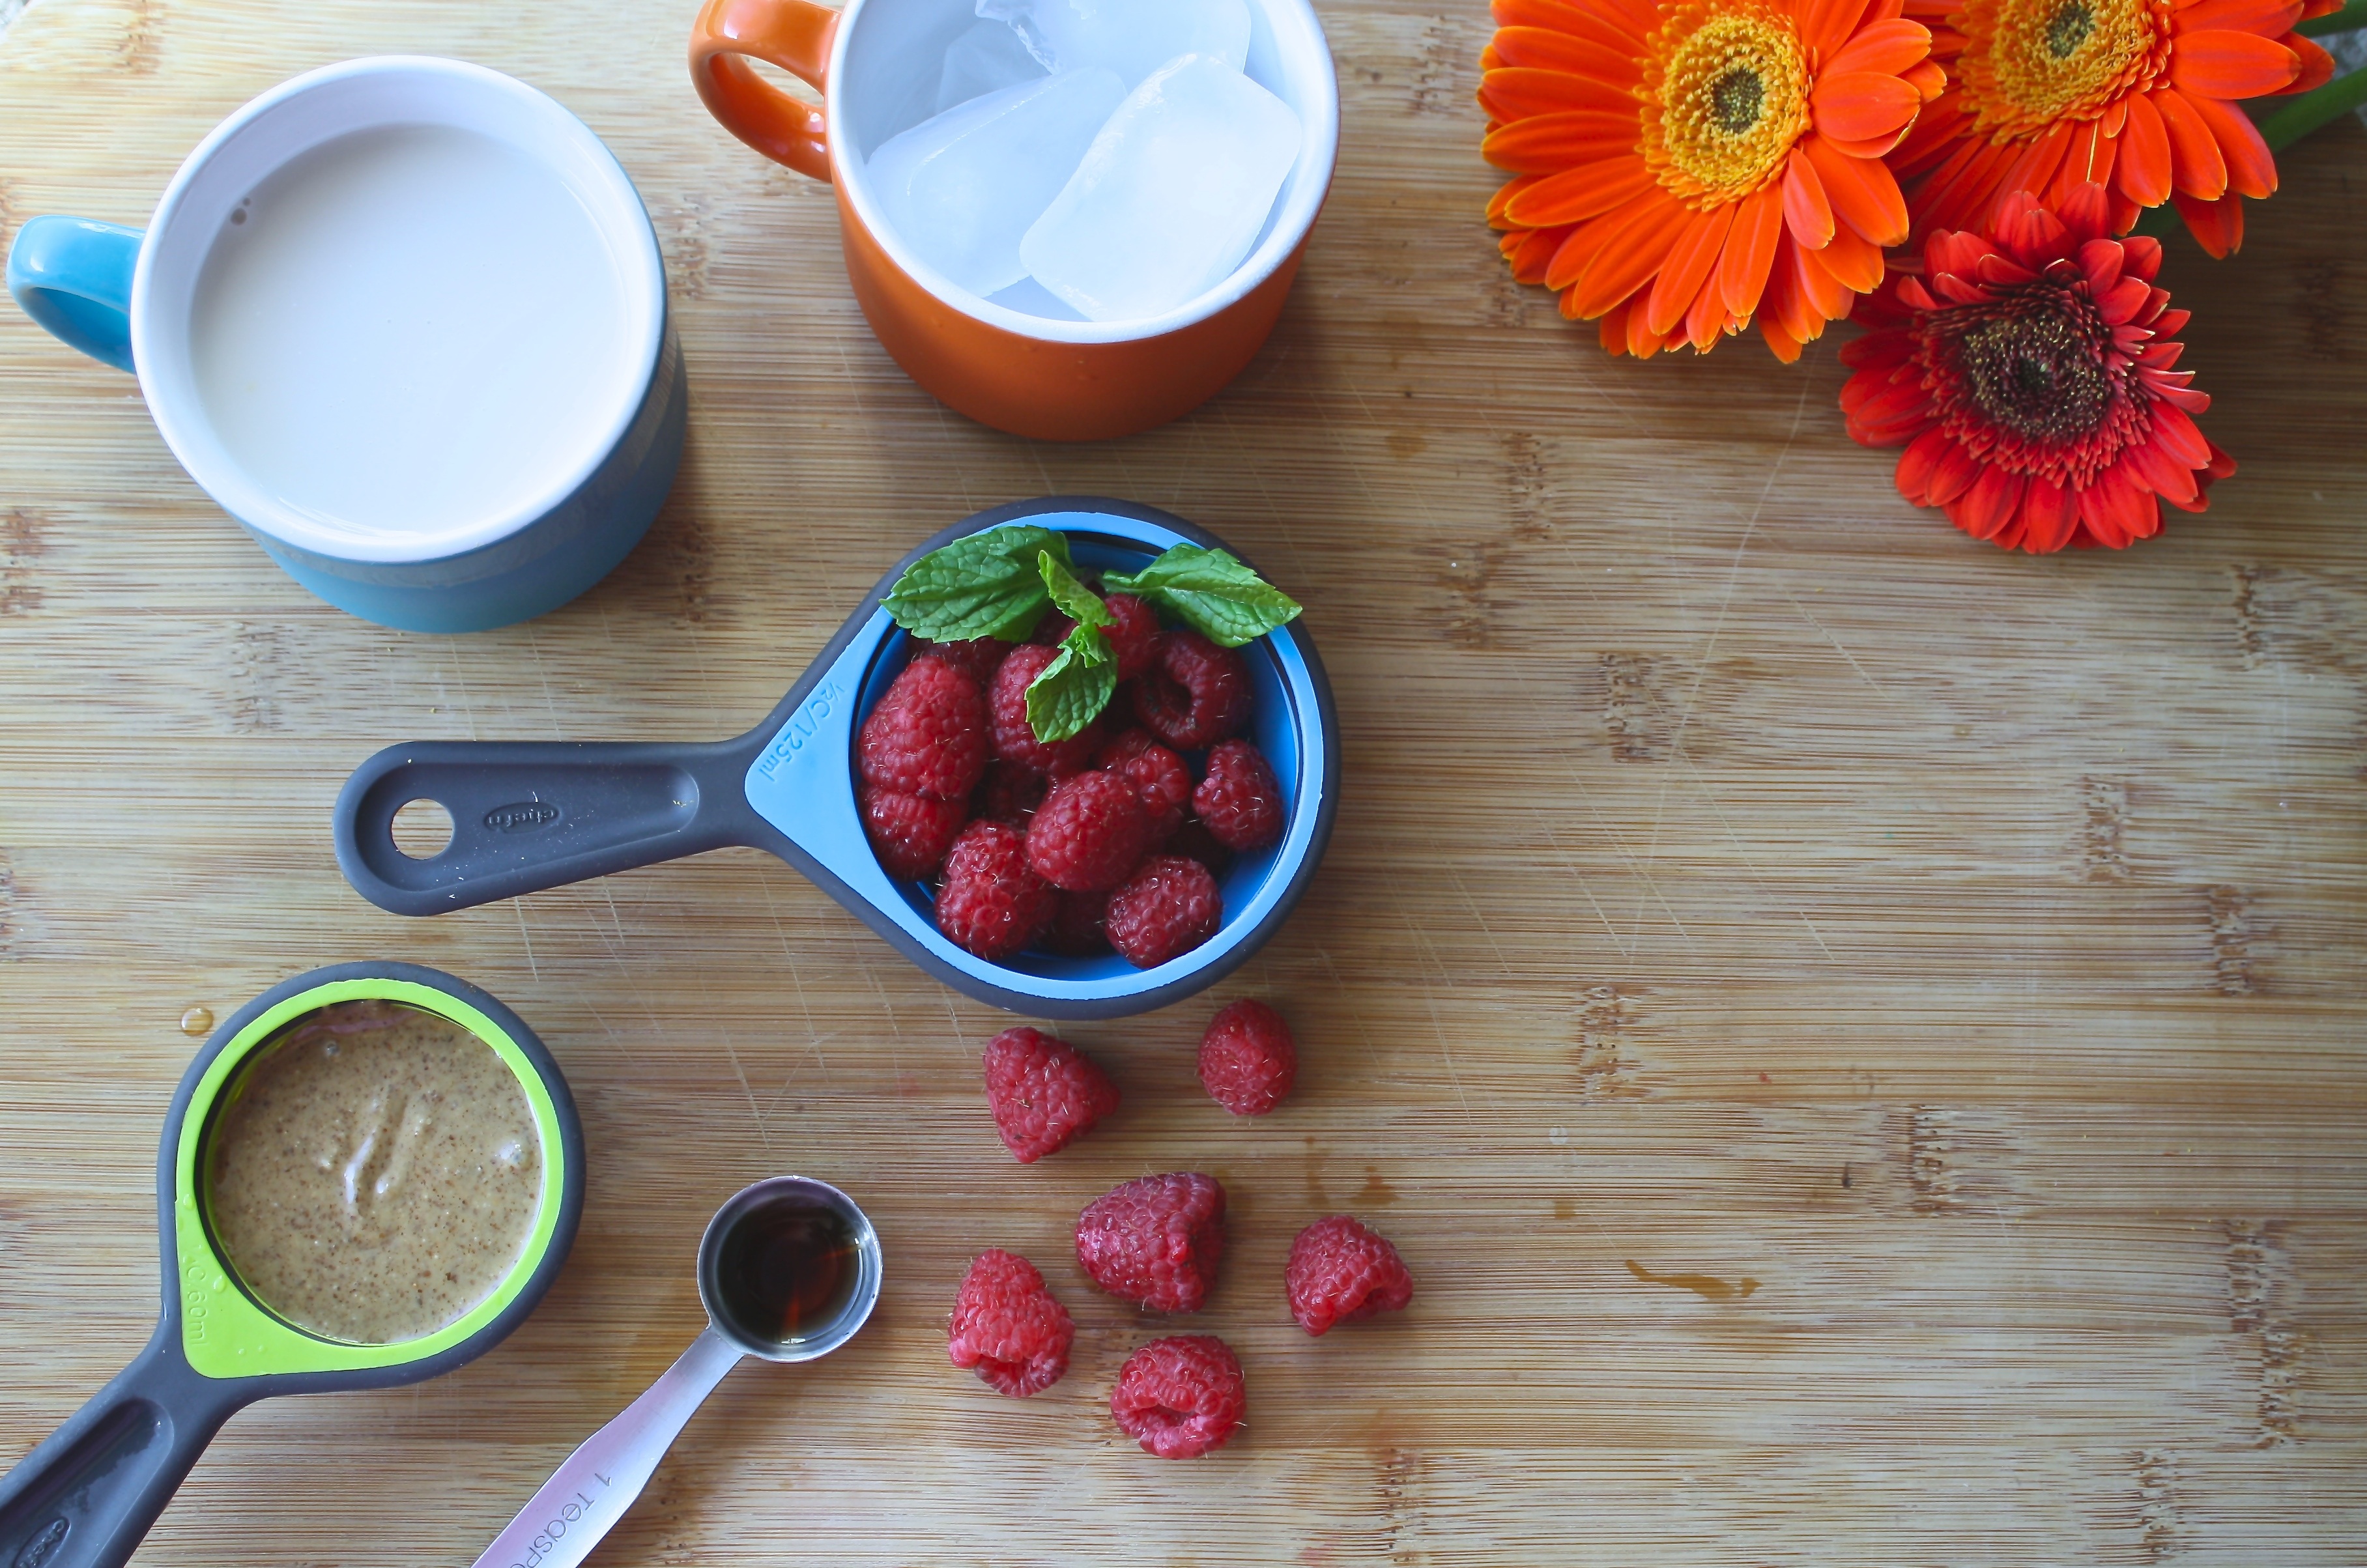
[1100,545,1302,648]
[1039,550,1112,628]
[882,524,1070,642]
[1024,624,1117,742]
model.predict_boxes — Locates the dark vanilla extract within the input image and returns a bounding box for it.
[713,1194,860,1344]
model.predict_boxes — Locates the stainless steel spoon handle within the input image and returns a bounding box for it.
[470,1326,744,1568]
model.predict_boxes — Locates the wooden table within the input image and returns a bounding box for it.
[4,0,2364,1560]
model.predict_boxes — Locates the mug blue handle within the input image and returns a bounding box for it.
[6,216,143,372]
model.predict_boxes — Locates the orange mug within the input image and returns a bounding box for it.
[689,0,1338,441]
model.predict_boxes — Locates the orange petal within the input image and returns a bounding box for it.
[1788,229,1855,323]
[1480,67,1642,122]
[1807,220,1886,291]
[1758,313,1807,362]
[1810,72,1925,143]
[2170,30,2300,97]
[1487,25,1646,82]
[1682,268,1729,349]
[1543,186,1668,289]
[2172,0,2301,34]
[2116,90,2174,207]
[1803,0,1876,58]
[1823,18,1931,77]
[2149,88,2228,198]
[2181,89,2278,197]
[2170,188,2245,256]
[1784,150,1837,249]
[2282,33,2336,94]
[1720,180,1788,317]
[1804,134,1910,245]
[1571,193,1695,317]
[1998,121,2075,214]
[1482,111,1641,173]
[1903,59,1949,102]
[1505,224,1573,283]
[1503,155,1657,227]
[1493,0,1650,48]
[1646,202,1736,335]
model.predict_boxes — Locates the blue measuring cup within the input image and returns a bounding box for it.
[332,498,1340,1018]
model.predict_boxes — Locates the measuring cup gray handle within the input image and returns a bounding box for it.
[333,738,773,915]
[0,1329,250,1568]
[470,1325,743,1568]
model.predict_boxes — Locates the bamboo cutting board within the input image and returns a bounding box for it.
[2,0,2364,1561]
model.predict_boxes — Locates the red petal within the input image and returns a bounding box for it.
[1927,438,1984,505]
[1951,464,2026,541]
[1895,427,1956,497]
[2019,480,2081,552]
[2148,401,2213,466]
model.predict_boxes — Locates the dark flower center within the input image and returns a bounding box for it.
[2043,0,2095,59]
[1710,66,1765,134]
[1939,288,2115,443]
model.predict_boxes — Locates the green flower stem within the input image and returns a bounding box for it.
[2296,0,2367,37]
[2257,66,2367,149]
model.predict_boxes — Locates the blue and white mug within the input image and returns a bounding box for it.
[5,57,683,633]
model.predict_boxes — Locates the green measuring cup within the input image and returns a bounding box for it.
[0,962,585,1568]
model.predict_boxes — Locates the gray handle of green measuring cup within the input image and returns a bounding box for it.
[6,216,142,373]
[332,737,773,916]
[0,1329,249,1568]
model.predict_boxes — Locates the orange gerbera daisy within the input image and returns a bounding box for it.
[1841,184,2233,552]
[1890,0,2341,257]
[1482,0,1945,361]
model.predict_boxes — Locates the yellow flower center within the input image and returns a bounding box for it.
[1643,1,1809,207]
[1955,0,2171,140]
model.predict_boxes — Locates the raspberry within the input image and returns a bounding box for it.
[858,657,988,801]
[1074,1171,1225,1312]
[1042,889,1112,956]
[1133,630,1252,750]
[1285,1216,1413,1336]
[949,1249,1074,1397]
[990,644,1104,777]
[1109,1336,1246,1459]
[983,1026,1119,1163]
[1198,999,1297,1115]
[1026,771,1153,892]
[1102,593,1159,682]
[1104,856,1221,969]
[1098,729,1192,842]
[936,821,1055,961]
[1194,739,1284,853]
[919,636,1008,689]
[1166,816,1235,878]
[973,761,1048,827]
[860,788,966,881]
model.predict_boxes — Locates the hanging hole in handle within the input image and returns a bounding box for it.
[391,799,455,860]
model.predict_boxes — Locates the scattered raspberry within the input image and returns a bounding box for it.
[990,644,1104,777]
[1026,772,1153,892]
[860,788,966,881]
[1105,856,1222,969]
[1194,739,1284,853]
[973,760,1048,827]
[1102,593,1159,682]
[949,1249,1074,1397]
[1166,816,1235,878]
[983,1027,1119,1163]
[858,658,988,801]
[1098,729,1192,842]
[1198,999,1297,1115]
[1133,630,1252,750]
[1109,1336,1246,1459]
[1042,889,1112,956]
[919,636,1008,689]
[936,821,1055,960]
[1285,1216,1413,1336]
[1075,1171,1226,1312]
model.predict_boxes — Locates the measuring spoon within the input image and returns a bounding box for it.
[468,1176,882,1568]
[0,963,584,1568]
[332,496,1340,1020]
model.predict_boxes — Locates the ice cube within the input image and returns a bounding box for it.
[1020,54,1300,323]
[978,0,1251,88]
[868,67,1129,299]
[936,18,1047,113]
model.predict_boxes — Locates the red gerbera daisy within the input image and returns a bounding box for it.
[1840,183,2234,552]
[1889,0,2342,257]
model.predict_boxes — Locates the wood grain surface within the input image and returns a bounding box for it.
[3,0,2364,1561]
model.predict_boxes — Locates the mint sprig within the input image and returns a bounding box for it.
[1024,623,1116,743]
[882,524,1069,642]
[882,526,1300,742]
[1100,545,1302,648]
